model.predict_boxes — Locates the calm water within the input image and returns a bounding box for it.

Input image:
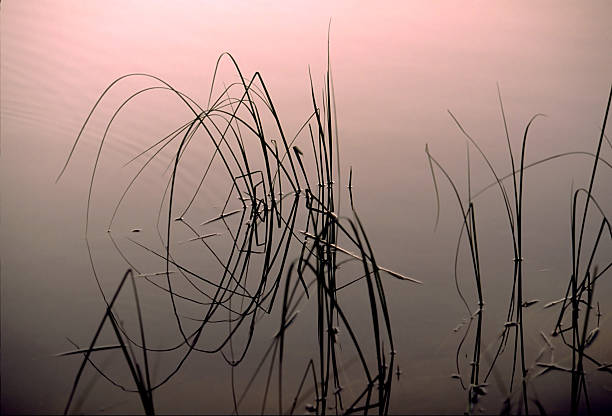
[2,1,612,414]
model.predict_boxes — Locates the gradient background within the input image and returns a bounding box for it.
[2,1,611,414]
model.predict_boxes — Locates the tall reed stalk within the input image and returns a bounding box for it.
[428,85,612,414]
[58,45,418,415]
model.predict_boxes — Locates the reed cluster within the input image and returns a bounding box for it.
[427,85,612,414]
[58,50,420,415]
[57,36,611,414]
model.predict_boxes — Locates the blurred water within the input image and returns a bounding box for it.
[1,1,611,414]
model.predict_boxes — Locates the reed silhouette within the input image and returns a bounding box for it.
[427,85,612,414]
[56,32,611,414]
[57,46,420,415]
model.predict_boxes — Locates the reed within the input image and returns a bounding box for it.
[58,43,416,415]
[427,85,612,414]
[56,33,611,414]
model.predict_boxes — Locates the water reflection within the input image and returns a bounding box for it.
[56,57,420,414]
[1,1,611,414]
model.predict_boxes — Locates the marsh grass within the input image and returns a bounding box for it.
[55,34,611,414]
[57,43,420,415]
[63,269,154,415]
[427,85,612,414]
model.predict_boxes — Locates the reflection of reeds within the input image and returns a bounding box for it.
[55,37,611,414]
[58,47,416,415]
[428,85,612,414]
[425,144,486,412]
[63,270,155,415]
[554,85,612,415]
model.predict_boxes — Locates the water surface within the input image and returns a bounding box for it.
[2,1,612,414]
